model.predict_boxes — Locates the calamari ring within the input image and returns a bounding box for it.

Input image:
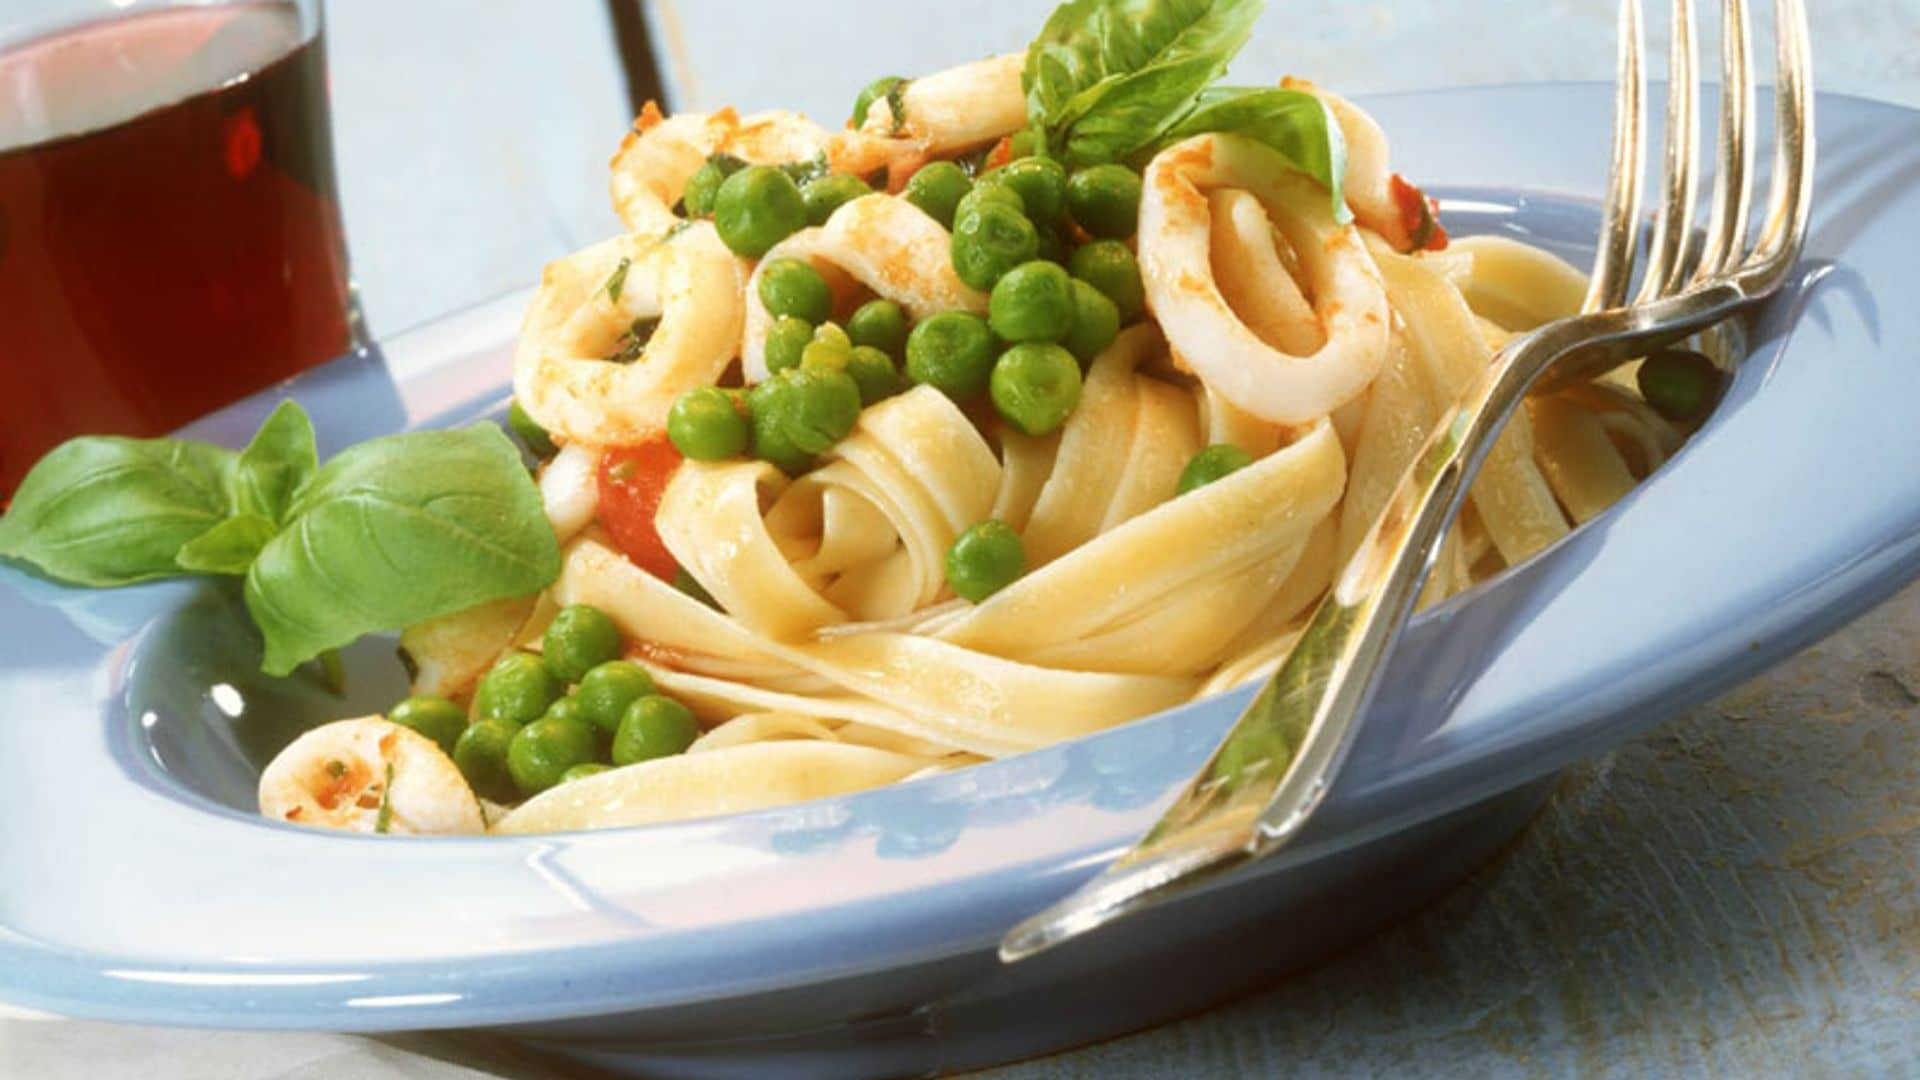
[611,107,836,232]
[741,194,986,383]
[514,221,746,446]
[1138,132,1390,424]
[833,53,1027,190]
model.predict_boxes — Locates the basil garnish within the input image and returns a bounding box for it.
[1020,0,1348,214]
[0,437,236,587]
[1024,0,1260,166]
[604,257,632,305]
[0,401,560,677]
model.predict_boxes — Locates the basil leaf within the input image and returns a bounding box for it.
[1024,0,1262,167]
[604,257,632,305]
[244,424,560,676]
[780,152,833,188]
[230,400,318,523]
[1153,86,1349,217]
[0,437,236,586]
[176,513,278,575]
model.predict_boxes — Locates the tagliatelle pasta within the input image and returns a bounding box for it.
[257,14,1712,837]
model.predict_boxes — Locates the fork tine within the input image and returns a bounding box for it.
[1636,0,1700,300]
[1695,0,1754,279]
[1583,0,1646,313]
[1748,0,1815,276]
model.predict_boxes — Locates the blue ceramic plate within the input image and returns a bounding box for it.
[3,85,1917,1077]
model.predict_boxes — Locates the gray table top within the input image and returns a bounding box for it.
[4,2,1918,1076]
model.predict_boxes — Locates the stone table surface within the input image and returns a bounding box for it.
[4,1,1919,1076]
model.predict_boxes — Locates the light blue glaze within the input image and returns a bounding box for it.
[1,87,1916,1074]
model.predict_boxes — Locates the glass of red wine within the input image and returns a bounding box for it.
[0,0,353,492]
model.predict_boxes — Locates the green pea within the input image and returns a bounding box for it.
[713,165,807,257]
[903,161,973,229]
[1636,349,1722,421]
[1034,225,1068,264]
[812,322,852,351]
[561,763,612,784]
[1067,163,1143,239]
[612,695,700,765]
[542,603,624,683]
[750,367,862,462]
[994,157,1068,225]
[764,315,814,374]
[757,257,832,322]
[847,299,909,358]
[990,343,1083,437]
[572,657,656,730]
[507,400,555,459]
[905,310,996,398]
[802,322,853,375]
[1178,444,1257,495]
[681,154,743,219]
[541,695,587,729]
[1062,279,1120,362]
[1007,129,1040,160]
[786,368,863,453]
[945,520,1026,603]
[453,718,520,803]
[473,652,559,726]
[989,260,1077,343]
[1069,240,1146,324]
[802,173,870,225]
[851,76,904,128]
[387,696,466,757]
[951,199,1039,291]
[957,182,1024,217]
[508,713,599,797]
[668,386,749,461]
[748,380,816,475]
[575,660,657,736]
[845,345,900,405]
[801,337,851,375]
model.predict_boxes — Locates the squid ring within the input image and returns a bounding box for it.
[1138,132,1390,424]
[514,221,746,446]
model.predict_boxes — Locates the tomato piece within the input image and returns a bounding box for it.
[1390,174,1449,252]
[595,438,683,579]
[984,135,1013,171]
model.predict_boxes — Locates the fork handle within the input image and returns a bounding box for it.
[1162,330,1547,858]
[996,335,1550,962]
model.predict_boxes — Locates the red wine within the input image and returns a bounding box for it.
[0,4,351,492]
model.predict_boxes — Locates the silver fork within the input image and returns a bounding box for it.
[1002,0,1815,963]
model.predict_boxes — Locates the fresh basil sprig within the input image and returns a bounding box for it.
[0,400,560,676]
[1022,0,1348,216]
[0,438,236,587]
[1024,0,1260,167]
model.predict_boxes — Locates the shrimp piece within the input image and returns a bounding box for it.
[259,718,485,835]
[515,221,746,446]
[1284,77,1446,252]
[611,107,836,231]
[741,194,986,382]
[1138,132,1390,424]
